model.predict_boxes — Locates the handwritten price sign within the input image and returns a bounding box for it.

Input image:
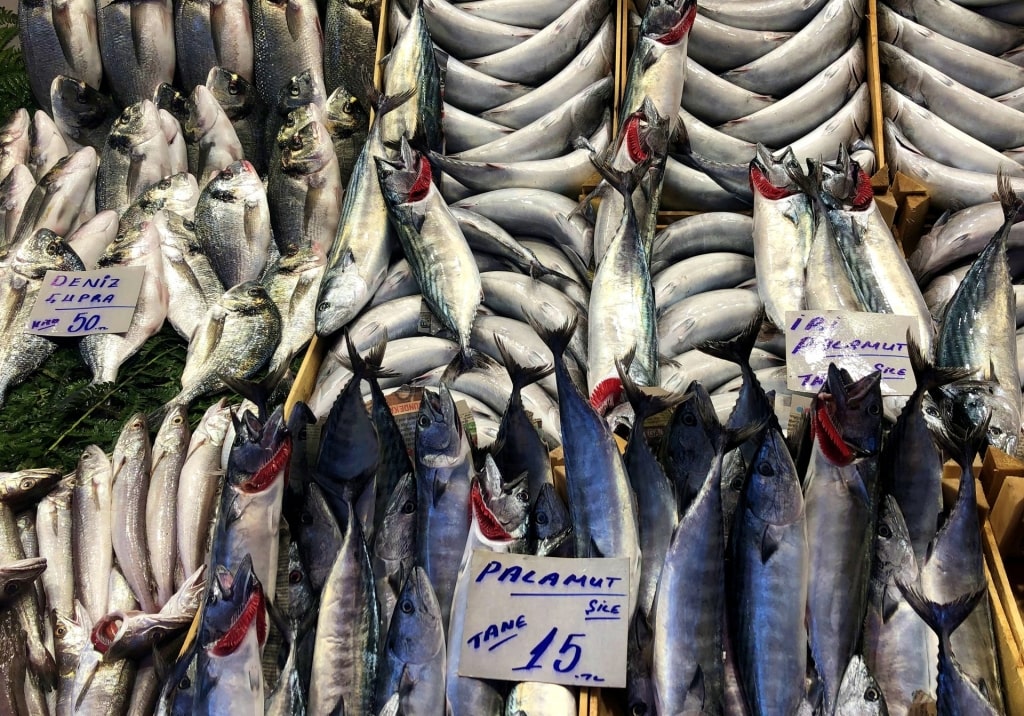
[784,310,918,396]
[27,267,145,337]
[458,552,629,687]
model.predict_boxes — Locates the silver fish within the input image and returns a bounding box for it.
[155,208,224,340]
[681,57,775,127]
[324,0,375,107]
[19,0,75,112]
[252,0,325,108]
[110,413,158,614]
[414,0,535,58]
[96,100,171,214]
[96,0,175,106]
[28,109,69,181]
[148,406,190,608]
[274,117,342,258]
[884,0,1024,55]
[0,110,30,185]
[186,84,245,187]
[696,0,829,31]
[688,14,792,72]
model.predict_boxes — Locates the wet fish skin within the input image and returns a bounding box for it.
[174,0,218,93]
[293,482,343,594]
[147,406,190,608]
[262,247,325,376]
[205,67,265,173]
[323,87,369,189]
[371,471,417,638]
[0,557,46,611]
[96,100,171,215]
[156,208,224,340]
[19,0,74,113]
[0,165,35,259]
[36,478,74,620]
[380,0,443,153]
[324,0,375,108]
[49,76,116,152]
[0,110,30,185]
[0,468,62,511]
[29,109,69,181]
[251,0,325,110]
[186,84,245,187]
[274,117,342,258]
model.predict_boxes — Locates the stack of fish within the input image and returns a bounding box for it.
[879,0,1024,209]
[662,0,873,210]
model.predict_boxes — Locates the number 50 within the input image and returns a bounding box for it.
[512,628,585,674]
[68,312,101,333]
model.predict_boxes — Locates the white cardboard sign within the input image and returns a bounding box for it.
[458,552,629,688]
[785,310,917,396]
[27,267,145,337]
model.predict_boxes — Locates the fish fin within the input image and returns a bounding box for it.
[494,333,552,394]
[367,88,416,129]
[979,677,993,703]
[905,331,968,395]
[587,145,650,200]
[685,665,706,710]
[896,580,986,654]
[527,314,578,362]
[432,475,449,506]
[844,471,871,509]
[881,585,902,623]
[615,355,683,423]
[997,168,1024,222]
[697,307,764,367]
[929,401,990,473]
[760,524,781,563]
[329,693,345,716]
[345,328,400,381]
[218,363,291,422]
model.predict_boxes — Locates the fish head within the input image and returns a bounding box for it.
[96,609,195,661]
[375,472,416,561]
[112,414,151,478]
[51,76,113,130]
[942,381,1021,455]
[0,108,29,146]
[153,83,191,124]
[472,454,530,542]
[14,228,84,277]
[387,566,445,664]
[749,144,801,199]
[284,541,316,625]
[278,70,322,114]
[533,482,571,555]
[282,119,334,176]
[0,557,47,607]
[38,145,98,192]
[745,425,804,525]
[0,468,62,506]
[204,160,264,205]
[641,0,696,45]
[619,97,669,166]
[53,600,93,656]
[811,365,883,465]
[415,384,462,458]
[155,647,200,716]
[325,88,369,137]
[875,495,916,590]
[197,397,233,448]
[110,99,162,144]
[822,146,874,210]
[227,404,291,493]
[185,85,222,139]
[200,554,267,654]
[155,405,191,453]
[834,656,886,716]
[136,171,200,216]
[376,136,434,209]
[204,67,256,117]
[277,104,323,149]
[293,482,342,590]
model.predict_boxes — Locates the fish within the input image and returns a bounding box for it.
[412,0,535,59]
[35,477,74,619]
[161,281,282,413]
[681,58,775,127]
[863,495,936,714]
[96,100,171,215]
[324,0,375,107]
[688,15,792,72]
[193,556,267,714]
[0,229,85,407]
[156,208,225,340]
[291,482,344,597]
[657,288,764,360]
[0,109,30,185]
[909,202,1024,284]
[376,138,482,362]
[373,567,447,716]
[934,175,1023,453]
[413,383,474,635]
[18,0,75,113]
[323,87,369,188]
[654,252,756,316]
[308,498,379,716]
[652,212,753,273]
[79,216,169,385]
[209,402,314,598]
[728,422,809,716]
[186,84,246,186]
[372,471,417,644]
[834,656,890,715]
[0,165,35,259]
[804,366,882,714]
[271,117,342,258]
[251,0,325,109]
[194,160,272,288]
[145,406,190,608]
[262,248,326,376]
[696,0,829,31]
[205,67,265,173]
[0,557,46,610]
[884,0,1024,56]
[95,0,175,106]
[314,90,408,338]
[28,109,69,181]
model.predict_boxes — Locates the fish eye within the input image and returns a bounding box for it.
[878,523,892,539]
[178,676,191,690]
[536,512,548,526]
[631,705,648,715]
[55,624,66,638]
[45,242,60,255]
[757,462,774,477]
[3,582,19,595]
[317,301,330,312]
[343,100,355,115]
[288,570,302,584]
[229,81,240,96]
[516,490,529,503]
[247,287,262,297]
[299,511,313,525]
[730,477,743,491]
[417,415,431,429]
[864,687,879,702]
[401,500,415,515]
[682,413,697,426]
[925,405,938,417]
[868,404,880,416]
[400,600,414,614]
[20,478,34,490]
[991,427,1003,436]
[173,414,184,425]
[289,135,303,151]
[289,85,300,97]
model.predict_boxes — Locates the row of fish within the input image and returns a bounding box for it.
[880,0,1024,210]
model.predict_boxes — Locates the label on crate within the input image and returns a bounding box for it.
[784,310,917,396]
[458,552,629,688]
[27,267,145,336]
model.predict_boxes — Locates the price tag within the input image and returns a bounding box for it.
[458,552,629,688]
[27,267,145,336]
[784,310,917,396]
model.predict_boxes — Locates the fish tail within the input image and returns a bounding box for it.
[929,401,991,471]
[697,307,765,366]
[494,334,552,394]
[527,314,578,362]
[219,362,291,421]
[906,331,969,395]
[587,146,648,199]
[615,352,682,422]
[997,169,1024,223]
[897,580,986,654]
[345,328,400,382]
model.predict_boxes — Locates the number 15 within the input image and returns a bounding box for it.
[512,628,585,674]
